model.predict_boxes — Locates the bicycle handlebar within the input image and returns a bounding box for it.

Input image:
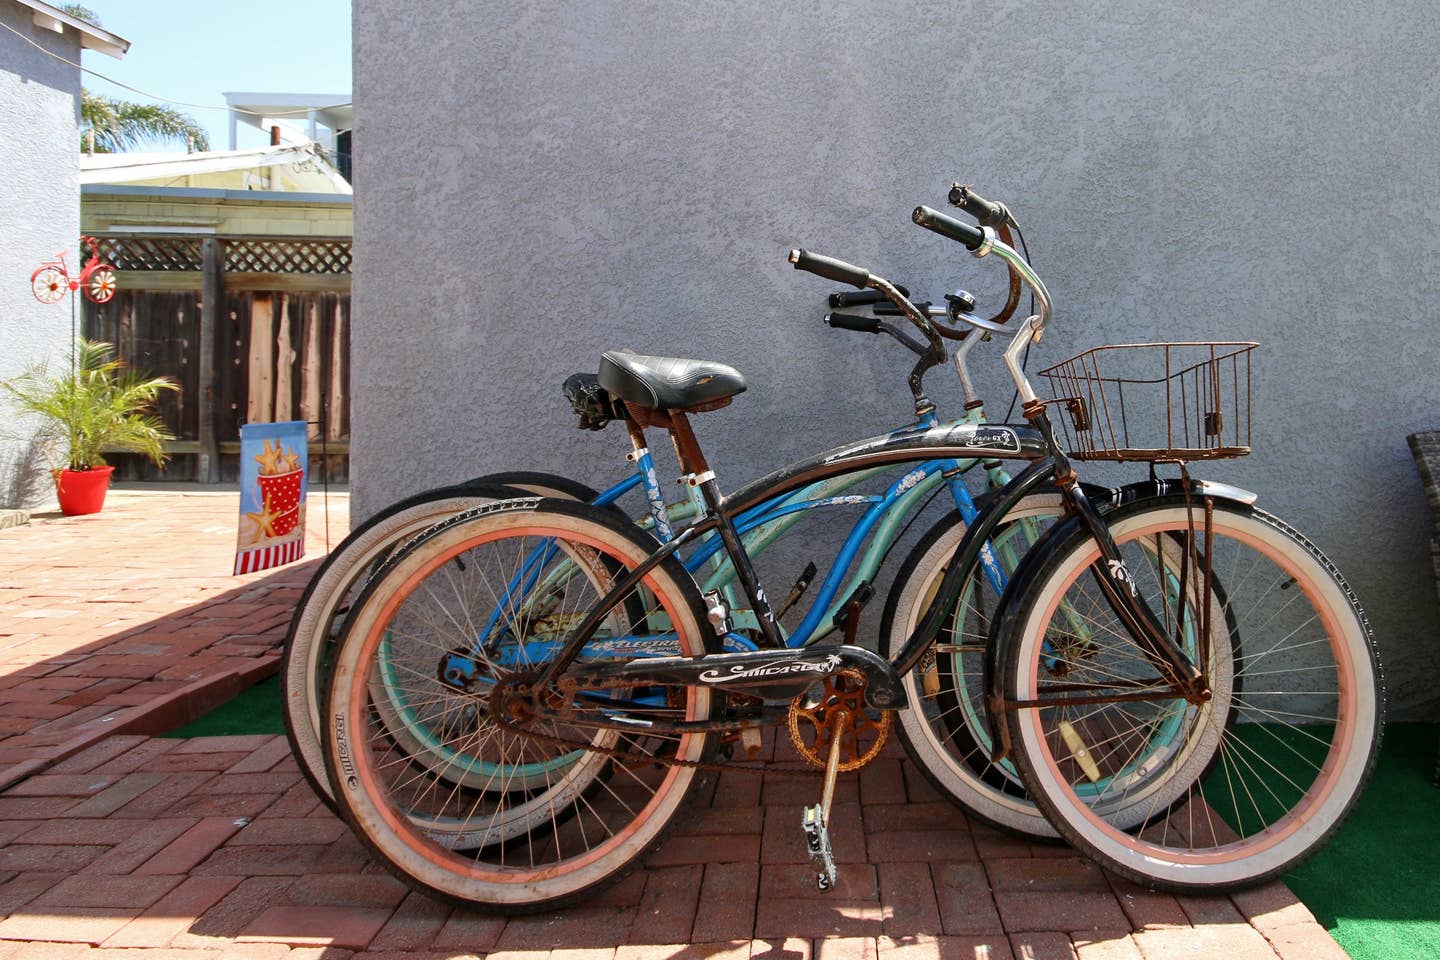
[826,313,930,358]
[829,286,909,308]
[912,205,988,251]
[825,312,882,334]
[910,203,1054,405]
[789,249,871,289]
[789,248,948,412]
[789,250,932,339]
[947,183,1012,229]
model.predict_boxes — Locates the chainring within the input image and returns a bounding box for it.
[787,668,893,771]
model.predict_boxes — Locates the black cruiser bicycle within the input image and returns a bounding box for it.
[318,197,1383,909]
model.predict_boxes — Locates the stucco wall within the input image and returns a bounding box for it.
[0,0,83,509]
[352,1,1440,718]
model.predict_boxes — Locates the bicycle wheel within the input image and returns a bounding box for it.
[881,494,1063,838]
[1001,496,1383,892]
[322,497,717,910]
[282,471,605,810]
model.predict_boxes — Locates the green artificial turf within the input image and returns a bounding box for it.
[163,674,286,738]
[1283,723,1440,960]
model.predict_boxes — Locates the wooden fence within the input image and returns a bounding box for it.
[82,235,350,481]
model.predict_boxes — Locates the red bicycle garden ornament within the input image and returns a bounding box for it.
[31,236,117,305]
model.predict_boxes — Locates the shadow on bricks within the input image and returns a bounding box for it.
[0,490,350,788]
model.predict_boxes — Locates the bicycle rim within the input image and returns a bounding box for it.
[887,493,1226,837]
[1005,499,1382,891]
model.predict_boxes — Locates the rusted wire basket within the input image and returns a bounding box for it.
[1037,342,1257,461]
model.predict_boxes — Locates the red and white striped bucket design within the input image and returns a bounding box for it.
[233,536,305,575]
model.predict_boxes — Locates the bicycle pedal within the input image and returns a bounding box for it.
[801,804,837,892]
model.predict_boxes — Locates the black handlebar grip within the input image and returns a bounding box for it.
[789,249,871,289]
[828,290,883,309]
[912,206,986,250]
[947,183,1010,228]
[828,283,909,308]
[873,301,930,317]
[825,312,883,334]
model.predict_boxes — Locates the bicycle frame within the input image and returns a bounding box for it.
[518,419,1049,698]
[541,423,1259,727]
[444,416,1046,694]
[516,406,1020,644]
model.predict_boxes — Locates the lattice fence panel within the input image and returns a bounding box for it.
[225,239,352,274]
[93,236,204,271]
[90,237,353,275]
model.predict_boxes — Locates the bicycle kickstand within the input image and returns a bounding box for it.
[801,712,849,892]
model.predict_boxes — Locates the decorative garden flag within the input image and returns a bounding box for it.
[235,421,307,575]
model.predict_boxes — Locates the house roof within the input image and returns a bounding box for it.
[223,92,352,135]
[79,142,352,195]
[11,0,130,59]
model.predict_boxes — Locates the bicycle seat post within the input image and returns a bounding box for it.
[665,411,784,648]
[624,418,675,542]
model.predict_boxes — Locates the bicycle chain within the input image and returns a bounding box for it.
[486,671,869,779]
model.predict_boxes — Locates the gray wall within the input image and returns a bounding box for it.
[353,1,1440,719]
[0,0,83,508]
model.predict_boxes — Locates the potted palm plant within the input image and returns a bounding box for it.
[2,339,178,515]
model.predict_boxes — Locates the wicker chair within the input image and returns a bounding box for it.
[1406,432,1440,786]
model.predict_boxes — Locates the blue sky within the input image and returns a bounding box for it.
[76,0,351,151]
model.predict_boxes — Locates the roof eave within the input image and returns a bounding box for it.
[20,0,130,59]
[79,143,353,196]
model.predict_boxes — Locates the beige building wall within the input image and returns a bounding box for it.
[83,191,353,239]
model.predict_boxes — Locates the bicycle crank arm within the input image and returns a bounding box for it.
[562,644,907,709]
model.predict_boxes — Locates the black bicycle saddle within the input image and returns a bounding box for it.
[598,350,747,412]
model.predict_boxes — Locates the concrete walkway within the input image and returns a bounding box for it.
[0,490,1348,959]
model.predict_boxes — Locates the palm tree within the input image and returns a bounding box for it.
[59,5,211,154]
[80,90,211,153]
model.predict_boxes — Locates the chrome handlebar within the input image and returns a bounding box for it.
[941,229,1051,407]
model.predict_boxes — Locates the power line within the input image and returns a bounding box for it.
[0,17,351,119]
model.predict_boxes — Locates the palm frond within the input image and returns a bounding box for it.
[79,89,210,153]
[0,340,178,471]
[58,3,101,25]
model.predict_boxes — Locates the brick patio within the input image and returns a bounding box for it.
[0,487,348,790]
[0,489,1348,959]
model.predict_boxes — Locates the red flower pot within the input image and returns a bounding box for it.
[55,465,115,516]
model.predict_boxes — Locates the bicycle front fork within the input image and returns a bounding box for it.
[1059,480,1207,698]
